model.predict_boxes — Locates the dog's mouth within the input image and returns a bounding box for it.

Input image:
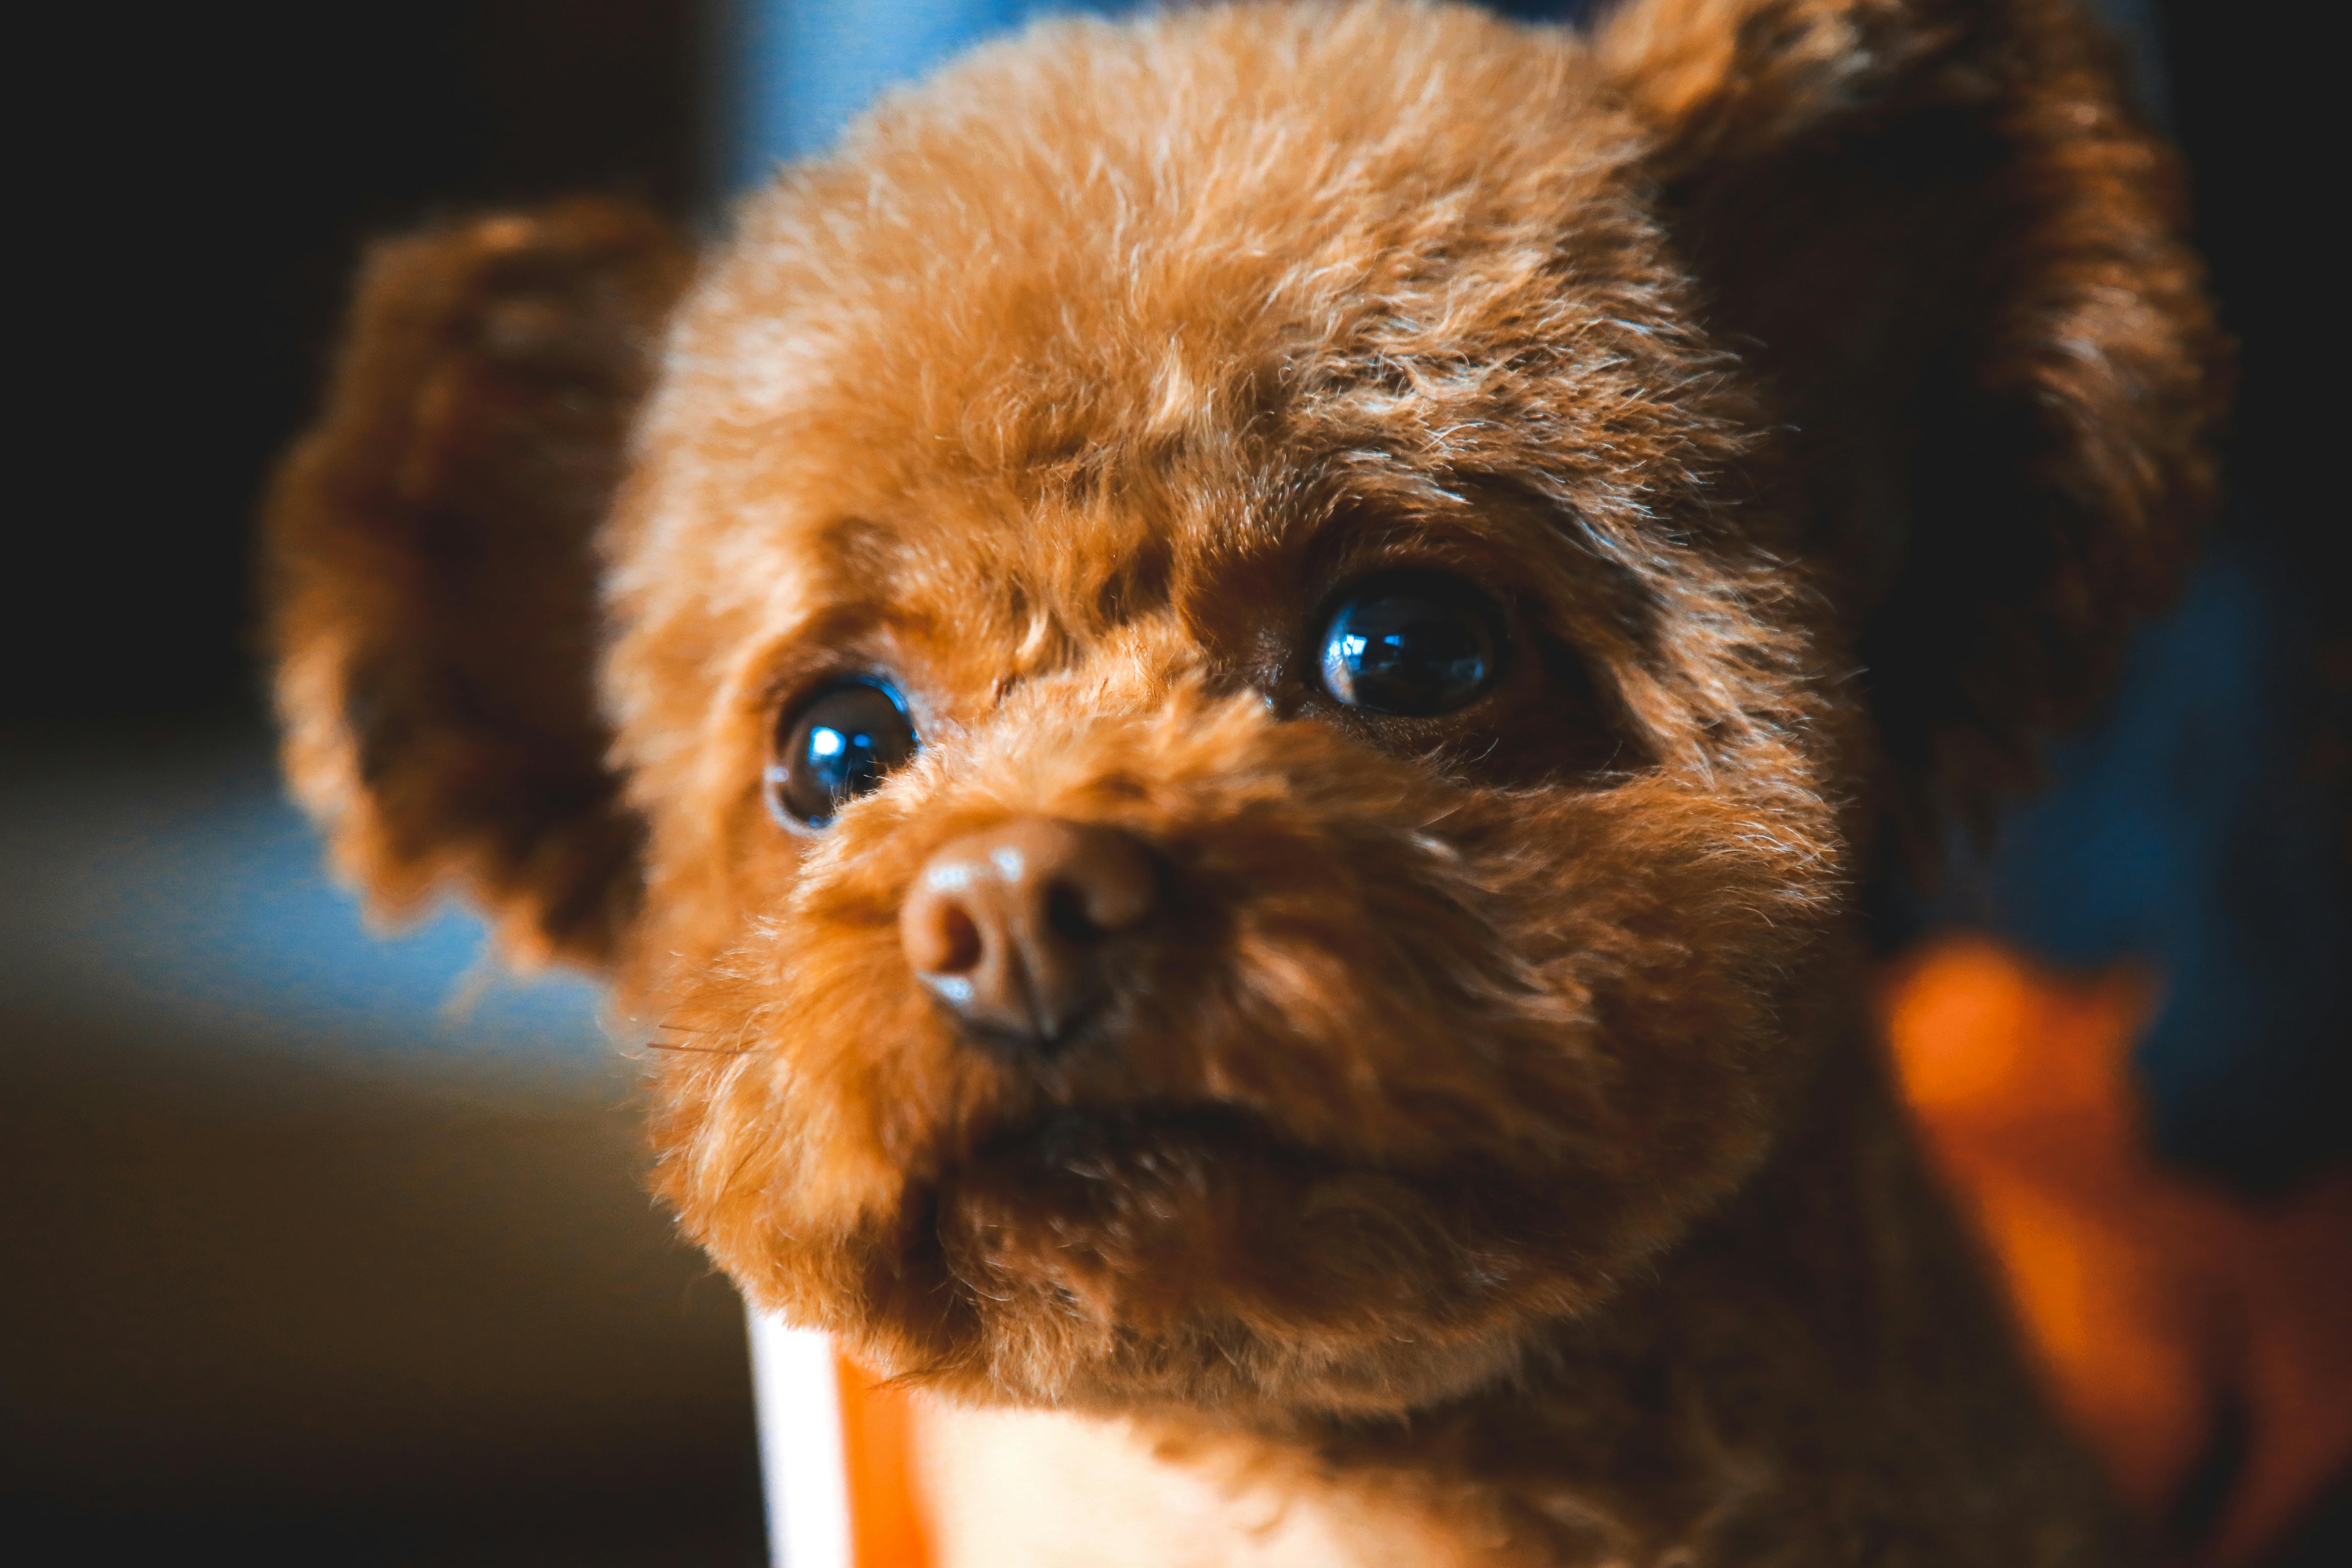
[963,1098,1301,1185]
[917,1096,1588,1339]
[929,1099,1324,1287]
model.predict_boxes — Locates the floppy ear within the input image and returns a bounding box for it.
[265,200,692,969]
[1597,0,2228,837]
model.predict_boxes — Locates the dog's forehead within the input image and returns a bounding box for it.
[618,5,1704,693]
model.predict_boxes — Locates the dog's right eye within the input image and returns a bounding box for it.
[1315,573,1503,717]
[766,676,919,830]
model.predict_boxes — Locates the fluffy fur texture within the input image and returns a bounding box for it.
[267,1,2225,1561]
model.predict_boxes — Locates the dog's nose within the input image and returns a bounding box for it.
[899,817,1160,1051]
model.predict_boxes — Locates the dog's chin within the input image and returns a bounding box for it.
[852,1102,1615,1418]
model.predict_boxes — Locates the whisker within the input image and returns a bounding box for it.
[640,1035,762,1056]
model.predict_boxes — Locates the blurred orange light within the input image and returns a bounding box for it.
[1882,937,2352,1564]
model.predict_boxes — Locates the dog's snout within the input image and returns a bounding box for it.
[900,817,1161,1052]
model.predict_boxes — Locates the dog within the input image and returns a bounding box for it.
[265,0,2225,1560]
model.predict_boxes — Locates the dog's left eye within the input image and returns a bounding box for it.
[766,676,919,830]
[1316,574,1503,716]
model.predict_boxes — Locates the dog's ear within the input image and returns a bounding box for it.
[265,200,692,969]
[1597,0,2228,838]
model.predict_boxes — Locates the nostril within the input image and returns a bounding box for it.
[1045,880,1098,944]
[1056,831,1160,938]
[932,902,984,973]
[904,889,985,977]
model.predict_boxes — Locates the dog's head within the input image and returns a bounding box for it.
[268,0,2220,1420]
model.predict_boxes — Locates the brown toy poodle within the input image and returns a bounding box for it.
[265,0,2225,1561]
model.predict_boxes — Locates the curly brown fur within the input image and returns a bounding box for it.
[266,1,2225,1562]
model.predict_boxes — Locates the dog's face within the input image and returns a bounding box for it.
[268,0,2221,1422]
[612,6,1849,1414]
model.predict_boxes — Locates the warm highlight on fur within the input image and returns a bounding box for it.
[268,2,2225,1561]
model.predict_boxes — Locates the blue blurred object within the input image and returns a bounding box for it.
[713,1,1609,186]
[719,1,1136,185]
[0,733,610,1079]
[1936,526,2352,1186]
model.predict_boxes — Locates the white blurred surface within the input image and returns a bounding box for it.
[748,1312,852,1568]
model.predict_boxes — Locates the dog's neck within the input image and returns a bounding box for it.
[1147,1018,2132,1567]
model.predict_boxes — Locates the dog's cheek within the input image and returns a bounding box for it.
[1169,766,1835,1181]
[1184,909,1574,1163]
[1529,776,1847,1195]
[1179,768,1842,1264]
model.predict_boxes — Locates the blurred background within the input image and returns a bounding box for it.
[5,1,2340,1563]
